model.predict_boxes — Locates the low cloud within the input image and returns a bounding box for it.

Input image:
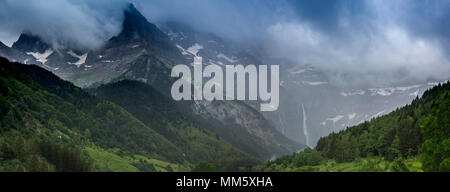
[0,0,448,86]
[0,0,127,49]
[266,21,450,86]
[262,0,450,87]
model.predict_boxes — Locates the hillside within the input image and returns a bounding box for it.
[263,81,450,172]
[0,57,261,171]
[90,80,262,169]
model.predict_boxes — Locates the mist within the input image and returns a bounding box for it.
[262,0,450,87]
[0,0,127,49]
[133,0,450,86]
[0,0,449,86]
[131,0,289,42]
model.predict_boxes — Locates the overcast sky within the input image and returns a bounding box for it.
[0,0,449,85]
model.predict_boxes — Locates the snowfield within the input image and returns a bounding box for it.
[26,49,53,64]
[67,50,87,67]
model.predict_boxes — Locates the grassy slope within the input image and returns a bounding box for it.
[0,57,185,171]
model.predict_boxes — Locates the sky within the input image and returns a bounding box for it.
[0,0,449,86]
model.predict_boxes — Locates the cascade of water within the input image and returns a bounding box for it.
[301,103,310,148]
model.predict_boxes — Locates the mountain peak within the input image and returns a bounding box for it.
[12,32,50,53]
[121,3,165,40]
[0,41,8,50]
[113,3,181,59]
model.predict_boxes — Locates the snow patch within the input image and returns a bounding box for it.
[217,53,238,63]
[340,90,365,96]
[168,32,186,41]
[327,115,344,123]
[26,49,53,64]
[409,89,419,97]
[67,50,87,67]
[187,43,203,56]
[208,60,225,66]
[303,81,328,86]
[348,113,357,120]
[396,84,421,92]
[289,68,307,75]
[369,88,396,96]
[368,84,423,96]
[176,44,190,55]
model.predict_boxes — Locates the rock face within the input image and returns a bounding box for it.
[12,32,50,53]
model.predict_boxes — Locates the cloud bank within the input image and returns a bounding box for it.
[0,0,448,86]
[263,0,450,86]
[132,0,450,86]
[0,0,127,49]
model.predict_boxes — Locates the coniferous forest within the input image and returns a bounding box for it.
[260,82,450,172]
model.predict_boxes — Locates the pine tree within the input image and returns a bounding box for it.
[16,165,26,172]
[84,128,91,140]
[30,154,40,172]
[40,161,50,172]
[420,97,450,171]
[390,157,410,172]
[14,136,26,161]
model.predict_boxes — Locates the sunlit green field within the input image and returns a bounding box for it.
[85,146,190,172]
[263,156,423,172]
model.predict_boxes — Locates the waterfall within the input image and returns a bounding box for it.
[278,112,286,135]
[301,103,310,148]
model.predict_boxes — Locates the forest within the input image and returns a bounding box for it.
[260,81,450,172]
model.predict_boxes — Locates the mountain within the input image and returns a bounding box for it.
[1,11,439,158]
[12,32,51,53]
[160,21,443,149]
[0,40,34,64]
[90,80,261,167]
[0,41,10,54]
[112,4,181,60]
[0,4,305,159]
[0,57,265,171]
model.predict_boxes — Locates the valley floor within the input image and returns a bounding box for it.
[262,156,423,172]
